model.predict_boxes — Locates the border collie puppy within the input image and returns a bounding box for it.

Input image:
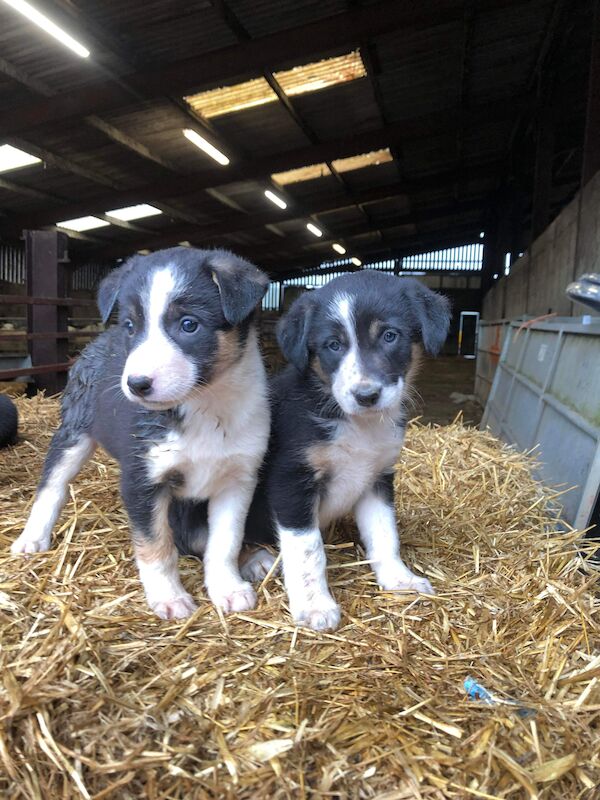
[240,271,451,631]
[11,247,270,620]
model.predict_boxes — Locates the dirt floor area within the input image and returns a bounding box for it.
[411,356,483,427]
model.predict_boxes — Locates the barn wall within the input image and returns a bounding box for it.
[578,168,600,278]
[483,170,600,320]
[504,254,530,319]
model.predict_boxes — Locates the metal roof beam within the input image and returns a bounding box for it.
[0,102,519,234]
[77,195,487,261]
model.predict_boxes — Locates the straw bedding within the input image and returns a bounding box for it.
[0,395,598,800]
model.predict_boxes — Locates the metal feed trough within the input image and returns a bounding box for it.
[482,316,600,533]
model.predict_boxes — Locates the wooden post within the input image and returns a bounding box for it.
[481,239,502,297]
[509,192,526,266]
[530,104,555,240]
[582,0,600,187]
[25,230,70,395]
[481,193,512,296]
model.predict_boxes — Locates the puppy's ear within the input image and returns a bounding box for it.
[209,250,269,325]
[276,291,315,372]
[97,260,134,324]
[406,279,451,355]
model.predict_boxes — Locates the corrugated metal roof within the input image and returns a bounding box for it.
[282,175,342,205]
[272,149,393,185]
[272,163,331,185]
[336,161,398,192]
[186,77,278,118]
[79,0,238,64]
[0,7,98,93]
[185,52,365,118]
[277,52,366,96]
[376,23,463,123]
[226,0,348,39]
[291,79,379,140]
[211,103,310,159]
[362,196,411,217]
[0,0,590,273]
[318,207,367,226]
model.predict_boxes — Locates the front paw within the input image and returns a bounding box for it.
[11,531,51,554]
[378,564,435,596]
[208,581,257,613]
[291,598,341,631]
[149,592,198,620]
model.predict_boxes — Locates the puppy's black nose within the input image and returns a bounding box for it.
[127,375,153,397]
[353,384,381,407]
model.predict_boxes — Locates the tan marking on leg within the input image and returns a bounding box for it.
[133,492,176,565]
[133,492,197,620]
[307,432,358,483]
[306,441,335,482]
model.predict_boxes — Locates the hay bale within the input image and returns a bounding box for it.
[0,395,598,799]
[0,381,26,397]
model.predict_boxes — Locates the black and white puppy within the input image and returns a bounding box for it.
[11,247,270,620]
[240,270,451,631]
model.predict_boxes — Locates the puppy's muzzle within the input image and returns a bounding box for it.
[352,382,382,408]
[127,374,154,398]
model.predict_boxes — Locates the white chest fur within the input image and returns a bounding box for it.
[145,338,269,499]
[309,415,405,527]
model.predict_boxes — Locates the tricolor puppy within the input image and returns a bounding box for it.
[11,247,270,620]
[240,270,451,631]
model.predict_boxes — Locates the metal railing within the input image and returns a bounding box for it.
[1,244,110,291]
[0,294,99,382]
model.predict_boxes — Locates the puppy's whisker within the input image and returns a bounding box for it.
[401,383,423,415]
[100,380,125,398]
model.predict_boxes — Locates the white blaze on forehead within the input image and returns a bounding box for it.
[331,293,357,346]
[330,293,364,413]
[147,267,176,332]
[122,266,197,405]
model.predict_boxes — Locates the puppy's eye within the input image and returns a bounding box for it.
[180,317,199,333]
[327,339,342,352]
[382,329,398,343]
[124,319,135,336]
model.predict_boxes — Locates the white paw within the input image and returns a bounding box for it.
[149,593,198,620]
[240,548,279,582]
[209,581,257,613]
[379,566,435,596]
[11,532,51,555]
[292,599,341,631]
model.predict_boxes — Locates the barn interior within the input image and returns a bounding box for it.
[0,0,598,410]
[0,2,599,798]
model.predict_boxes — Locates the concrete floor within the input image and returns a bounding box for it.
[410,356,483,426]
